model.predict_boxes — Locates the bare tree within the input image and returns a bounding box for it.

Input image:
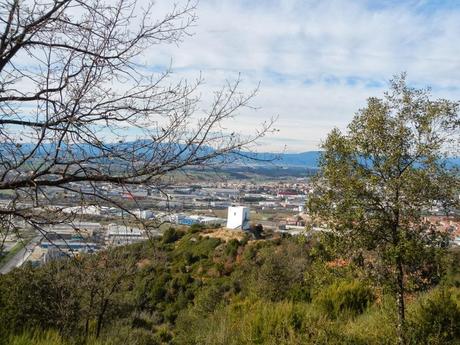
[0,0,273,247]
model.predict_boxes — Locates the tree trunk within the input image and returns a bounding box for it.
[96,299,109,338]
[396,259,406,345]
[392,200,406,345]
[85,290,95,339]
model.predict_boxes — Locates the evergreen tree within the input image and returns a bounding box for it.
[308,74,460,345]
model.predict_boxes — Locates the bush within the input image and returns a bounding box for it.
[315,280,375,319]
[188,224,205,234]
[251,242,310,302]
[175,235,221,259]
[174,299,363,345]
[340,295,397,345]
[193,284,227,314]
[288,283,312,303]
[224,239,240,258]
[408,288,460,345]
[162,227,182,244]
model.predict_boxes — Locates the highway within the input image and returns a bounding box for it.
[0,236,41,274]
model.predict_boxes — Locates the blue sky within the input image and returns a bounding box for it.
[144,0,460,152]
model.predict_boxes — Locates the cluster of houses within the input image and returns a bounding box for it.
[39,179,310,213]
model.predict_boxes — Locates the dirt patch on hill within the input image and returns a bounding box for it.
[136,258,152,269]
[202,228,245,242]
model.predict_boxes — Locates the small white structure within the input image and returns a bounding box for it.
[132,209,154,219]
[62,205,101,216]
[226,206,250,230]
[189,215,226,226]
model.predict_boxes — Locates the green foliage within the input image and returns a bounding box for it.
[193,283,227,314]
[7,330,67,345]
[175,299,321,345]
[308,74,460,342]
[175,297,396,345]
[1,234,460,345]
[341,298,398,345]
[250,240,311,302]
[188,223,205,234]
[443,249,460,288]
[162,227,183,244]
[174,234,221,259]
[0,264,75,339]
[224,239,240,257]
[408,288,460,345]
[315,280,375,319]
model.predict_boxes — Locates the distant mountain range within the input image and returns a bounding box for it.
[2,140,458,170]
[260,151,460,169]
[238,151,322,168]
[268,152,460,169]
[0,140,322,168]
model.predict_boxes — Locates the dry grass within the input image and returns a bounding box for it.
[202,228,246,242]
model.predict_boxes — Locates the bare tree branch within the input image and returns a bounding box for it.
[0,0,274,251]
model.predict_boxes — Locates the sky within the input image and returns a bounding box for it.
[143,0,460,152]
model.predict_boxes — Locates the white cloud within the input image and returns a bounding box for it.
[141,0,460,152]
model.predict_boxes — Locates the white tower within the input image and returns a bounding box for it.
[226,206,250,230]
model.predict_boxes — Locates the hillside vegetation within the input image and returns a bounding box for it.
[1,226,459,345]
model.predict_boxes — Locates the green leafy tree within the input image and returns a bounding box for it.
[253,241,310,302]
[308,75,460,344]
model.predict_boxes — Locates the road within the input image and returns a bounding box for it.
[0,236,41,274]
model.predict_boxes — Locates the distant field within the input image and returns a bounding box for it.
[158,165,316,183]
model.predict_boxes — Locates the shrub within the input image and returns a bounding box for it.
[224,239,240,258]
[251,242,310,302]
[408,288,460,345]
[175,236,221,259]
[162,227,182,244]
[341,296,397,345]
[193,284,227,314]
[188,224,205,234]
[288,283,312,303]
[315,280,375,318]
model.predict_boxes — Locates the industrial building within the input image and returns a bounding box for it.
[168,214,225,226]
[106,224,148,246]
[43,222,102,239]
